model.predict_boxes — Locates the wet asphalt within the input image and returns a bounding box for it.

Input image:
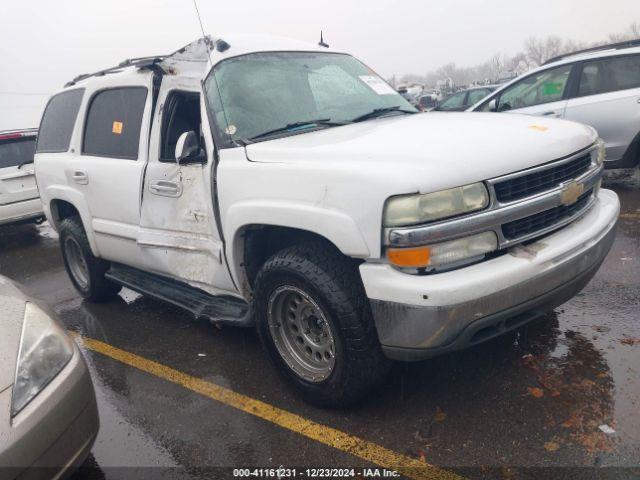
[0,178,638,480]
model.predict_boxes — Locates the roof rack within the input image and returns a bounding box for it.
[63,35,224,88]
[64,55,167,87]
[543,38,640,65]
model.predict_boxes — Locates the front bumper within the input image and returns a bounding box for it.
[0,198,44,226]
[0,343,99,480]
[360,189,620,361]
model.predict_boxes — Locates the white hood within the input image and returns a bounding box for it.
[245,112,596,192]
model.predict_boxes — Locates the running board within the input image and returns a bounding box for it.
[105,264,253,327]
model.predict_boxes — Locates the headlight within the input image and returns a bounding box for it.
[387,231,498,269]
[595,138,605,165]
[11,303,73,417]
[384,183,489,227]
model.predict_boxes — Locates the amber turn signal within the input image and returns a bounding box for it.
[387,246,431,268]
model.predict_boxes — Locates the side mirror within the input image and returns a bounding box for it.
[487,98,498,112]
[175,131,205,164]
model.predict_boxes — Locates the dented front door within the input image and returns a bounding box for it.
[139,76,236,296]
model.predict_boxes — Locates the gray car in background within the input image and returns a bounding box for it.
[434,85,498,112]
[471,39,640,169]
[0,276,98,479]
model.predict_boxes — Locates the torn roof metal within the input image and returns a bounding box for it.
[65,34,339,87]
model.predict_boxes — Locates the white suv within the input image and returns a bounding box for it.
[471,40,640,170]
[0,129,43,226]
[35,35,619,406]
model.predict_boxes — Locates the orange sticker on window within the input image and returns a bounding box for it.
[112,121,123,134]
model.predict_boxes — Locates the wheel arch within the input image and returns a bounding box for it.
[225,202,370,297]
[619,130,640,168]
[47,187,100,256]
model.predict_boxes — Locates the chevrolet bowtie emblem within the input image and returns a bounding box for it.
[560,181,584,206]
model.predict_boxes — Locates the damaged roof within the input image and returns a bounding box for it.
[65,34,338,87]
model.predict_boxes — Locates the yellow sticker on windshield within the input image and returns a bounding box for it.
[112,121,123,135]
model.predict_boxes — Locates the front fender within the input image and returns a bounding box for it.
[225,200,370,286]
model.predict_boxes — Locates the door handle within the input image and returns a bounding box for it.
[149,180,182,197]
[72,171,89,185]
[541,111,559,117]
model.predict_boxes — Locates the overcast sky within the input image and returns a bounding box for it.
[0,0,637,130]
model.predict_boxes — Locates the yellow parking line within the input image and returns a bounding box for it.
[73,333,463,480]
[619,213,640,219]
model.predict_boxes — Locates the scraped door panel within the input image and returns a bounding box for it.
[139,78,235,296]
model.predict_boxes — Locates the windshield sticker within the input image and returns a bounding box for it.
[359,75,396,95]
[543,82,563,95]
[112,121,123,135]
[225,124,237,135]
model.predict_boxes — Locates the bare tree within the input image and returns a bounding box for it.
[608,21,640,42]
[394,22,640,89]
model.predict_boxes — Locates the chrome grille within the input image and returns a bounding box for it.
[502,190,592,240]
[494,153,592,203]
[385,144,602,251]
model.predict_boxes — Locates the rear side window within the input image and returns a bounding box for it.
[578,55,640,97]
[36,89,84,153]
[83,87,148,159]
[0,137,36,169]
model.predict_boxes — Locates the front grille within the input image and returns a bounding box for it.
[502,190,592,240]
[494,153,592,203]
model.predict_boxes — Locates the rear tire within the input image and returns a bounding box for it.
[254,242,391,408]
[59,216,121,302]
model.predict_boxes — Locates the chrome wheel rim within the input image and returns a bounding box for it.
[64,237,89,289]
[267,285,336,383]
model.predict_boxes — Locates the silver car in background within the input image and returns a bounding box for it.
[0,276,98,479]
[471,39,640,169]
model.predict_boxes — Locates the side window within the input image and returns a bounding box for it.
[36,89,84,153]
[0,138,36,169]
[160,92,202,162]
[578,63,601,97]
[495,64,572,111]
[578,55,640,97]
[83,87,148,159]
[466,89,491,105]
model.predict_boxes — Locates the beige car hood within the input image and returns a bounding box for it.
[0,277,26,392]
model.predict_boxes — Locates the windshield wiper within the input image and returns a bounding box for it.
[17,159,34,170]
[351,106,416,123]
[249,118,346,141]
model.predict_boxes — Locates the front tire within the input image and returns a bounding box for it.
[59,216,121,302]
[254,242,390,407]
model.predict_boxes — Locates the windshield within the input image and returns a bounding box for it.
[437,91,466,110]
[204,52,417,144]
